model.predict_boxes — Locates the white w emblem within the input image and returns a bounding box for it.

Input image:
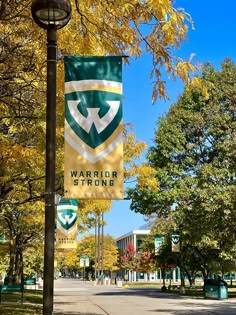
[67,100,120,134]
[58,213,77,226]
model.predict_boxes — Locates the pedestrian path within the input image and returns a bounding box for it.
[53,279,236,315]
[55,287,89,292]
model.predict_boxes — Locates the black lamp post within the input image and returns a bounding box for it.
[179,224,185,294]
[31,1,71,314]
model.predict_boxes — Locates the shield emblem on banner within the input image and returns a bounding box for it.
[65,89,122,150]
[171,232,180,252]
[57,198,78,236]
[57,209,77,236]
[154,237,163,255]
[57,209,77,229]
[172,234,180,245]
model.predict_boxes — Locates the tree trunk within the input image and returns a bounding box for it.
[8,238,15,283]
[185,269,193,287]
[15,246,23,284]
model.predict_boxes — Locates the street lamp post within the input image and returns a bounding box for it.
[179,224,185,294]
[31,1,71,314]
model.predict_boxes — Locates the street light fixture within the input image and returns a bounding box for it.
[31,0,71,29]
[31,1,71,314]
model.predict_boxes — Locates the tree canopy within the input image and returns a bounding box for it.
[66,0,196,101]
[0,0,198,279]
[128,59,236,273]
[57,234,119,274]
[0,0,195,216]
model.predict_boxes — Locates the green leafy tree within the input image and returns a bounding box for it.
[23,244,44,277]
[128,59,236,275]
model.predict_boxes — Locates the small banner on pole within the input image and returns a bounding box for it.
[154,237,163,254]
[64,56,124,199]
[171,231,180,252]
[56,198,78,249]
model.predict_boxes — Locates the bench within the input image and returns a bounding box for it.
[24,278,36,285]
[0,284,23,304]
[24,278,38,289]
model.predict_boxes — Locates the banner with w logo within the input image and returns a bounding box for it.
[171,231,180,253]
[154,236,163,255]
[64,56,124,199]
[56,198,78,249]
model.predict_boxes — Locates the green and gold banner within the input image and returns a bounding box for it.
[171,231,180,253]
[154,236,163,255]
[64,56,124,199]
[56,198,78,249]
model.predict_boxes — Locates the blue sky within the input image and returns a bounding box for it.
[103,0,236,238]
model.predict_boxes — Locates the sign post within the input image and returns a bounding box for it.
[80,255,90,280]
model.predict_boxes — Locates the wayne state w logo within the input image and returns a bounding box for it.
[172,234,180,245]
[65,80,123,163]
[57,209,77,236]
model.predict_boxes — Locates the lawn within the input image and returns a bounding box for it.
[0,289,42,315]
[124,282,236,298]
[169,286,236,298]
[0,304,42,315]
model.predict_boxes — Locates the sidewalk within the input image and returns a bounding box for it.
[53,279,236,315]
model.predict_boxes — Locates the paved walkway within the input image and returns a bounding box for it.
[53,278,236,315]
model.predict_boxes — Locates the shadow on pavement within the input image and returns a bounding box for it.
[54,313,102,315]
[149,297,236,315]
[95,289,236,314]
[95,288,184,299]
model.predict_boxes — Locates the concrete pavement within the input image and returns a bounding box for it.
[53,278,236,315]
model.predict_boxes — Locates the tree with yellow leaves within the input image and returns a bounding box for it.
[77,234,118,276]
[57,0,197,102]
[0,0,197,282]
[56,234,118,278]
[0,202,44,283]
[1,0,196,210]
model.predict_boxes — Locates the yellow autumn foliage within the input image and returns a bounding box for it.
[187,76,214,99]
[135,164,159,191]
[56,0,196,103]
[1,0,196,236]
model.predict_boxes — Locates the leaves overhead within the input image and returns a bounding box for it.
[0,0,198,275]
[61,0,196,102]
[128,59,236,264]
[1,0,196,208]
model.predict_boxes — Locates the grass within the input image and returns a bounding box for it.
[171,286,236,298]
[0,289,42,315]
[123,281,236,299]
[123,282,162,289]
[0,304,42,315]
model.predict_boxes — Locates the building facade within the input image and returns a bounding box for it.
[116,228,158,282]
[116,227,180,283]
